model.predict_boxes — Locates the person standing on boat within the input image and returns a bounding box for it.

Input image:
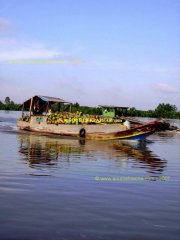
[33,102,39,115]
[47,108,52,115]
[124,120,130,129]
[33,100,43,115]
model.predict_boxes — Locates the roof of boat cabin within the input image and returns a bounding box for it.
[36,95,71,103]
[99,105,129,109]
[21,95,71,109]
[22,95,71,104]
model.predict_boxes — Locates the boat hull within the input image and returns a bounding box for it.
[17,116,159,141]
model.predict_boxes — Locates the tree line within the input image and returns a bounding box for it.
[0,97,20,110]
[51,102,180,119]
[127,103,180,119]
[0,97,180,119]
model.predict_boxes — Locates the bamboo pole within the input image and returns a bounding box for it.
[58,103,60,112]
[69,103,72,112]
[46,102,49,115]
[29,97,33,116]
[21,103,24,118]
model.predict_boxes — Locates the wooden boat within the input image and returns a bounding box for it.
[17,95,166,141]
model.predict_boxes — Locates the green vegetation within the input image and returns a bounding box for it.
[154,103,178,118]
[51,102,102,115]
[0,97,20,110]
[127,103,180,119]
[1,96,180,119]
[55,102,180,119]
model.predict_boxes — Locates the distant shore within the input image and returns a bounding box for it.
[0,97,179,119]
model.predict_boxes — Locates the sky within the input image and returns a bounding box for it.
[0,0,180,110]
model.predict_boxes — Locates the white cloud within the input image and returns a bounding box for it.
[0,18,11,30]
[0,18,64,61]
[155,83,178,94]
[0,38,17,46]
[0,17,14,33]
[0,37,65,61]
[0,37,84,62]
[0,46,62,60]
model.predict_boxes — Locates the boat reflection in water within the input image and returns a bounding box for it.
[112,140,166,174]
[18,133,167,174]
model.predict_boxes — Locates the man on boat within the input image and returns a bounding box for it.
[33,100,43,115]
[124,120,130,129]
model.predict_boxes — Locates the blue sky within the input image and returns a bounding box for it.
[0,0,179,109]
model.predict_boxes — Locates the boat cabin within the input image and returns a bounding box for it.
[99,105,129,118]
[21,95,71,118]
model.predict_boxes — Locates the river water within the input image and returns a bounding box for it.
[0,111,180,240]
